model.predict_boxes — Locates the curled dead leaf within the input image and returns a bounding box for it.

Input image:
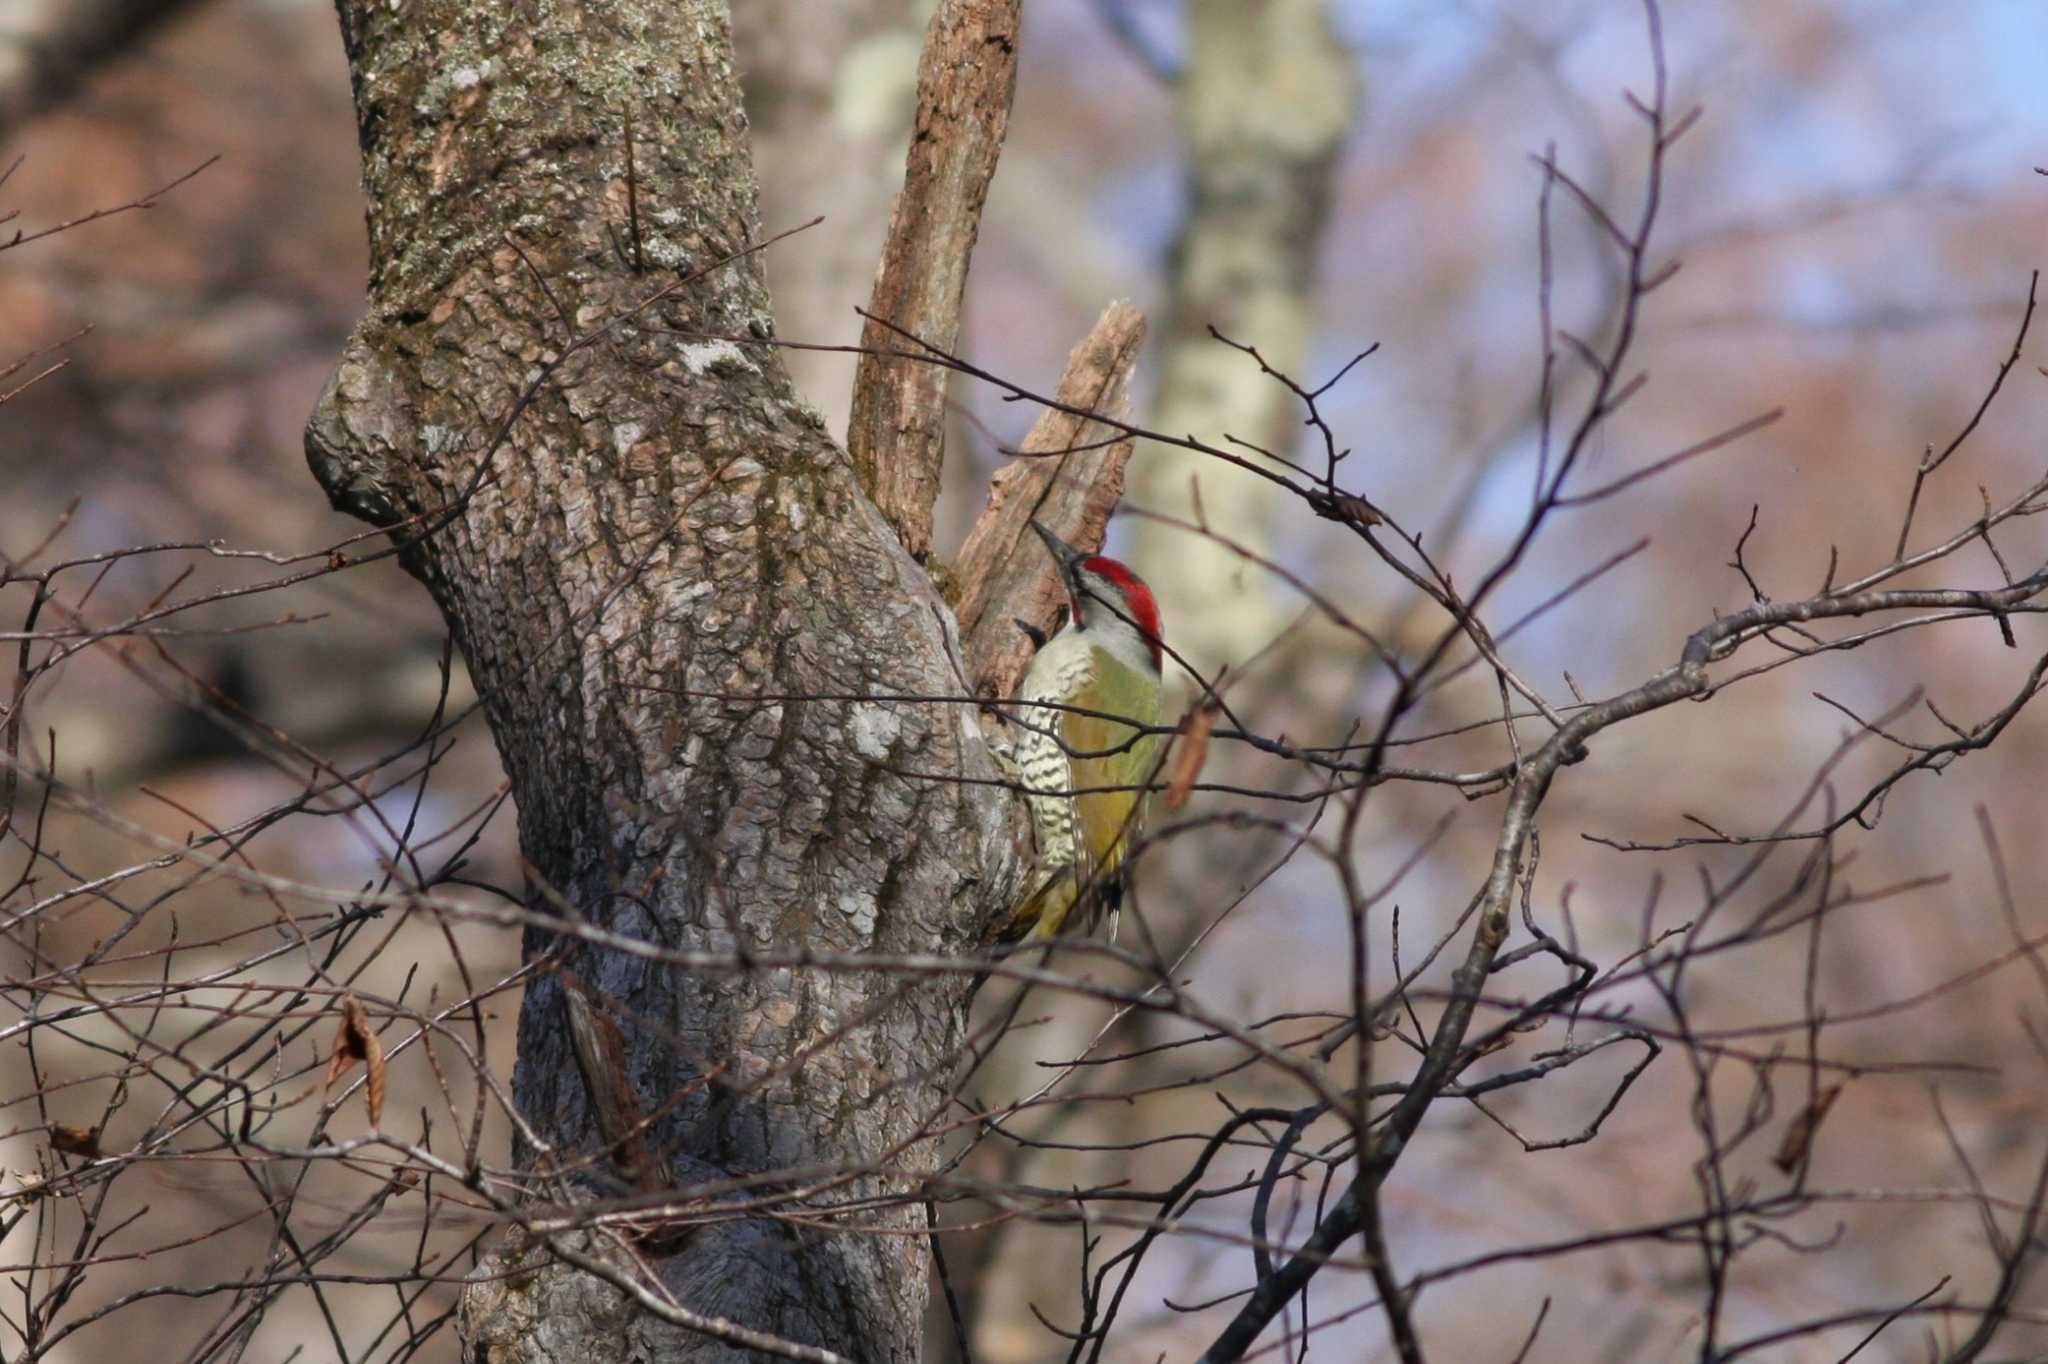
[1311,489,1385,529]
[324,993,387,1127]
[1165,703,1216,812]
[1772,1083,1843,1174]
[49,1123,101,1158]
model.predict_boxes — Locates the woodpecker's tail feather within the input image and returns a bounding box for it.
[996,864,1125,943]
[995,867,1076,942]
[974,868,1128,1006]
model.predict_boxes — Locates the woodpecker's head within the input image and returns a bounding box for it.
[1030,520,1163,673]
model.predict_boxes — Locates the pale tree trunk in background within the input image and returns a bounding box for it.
[0,0,197,134]
[1129,0,1358,680]
[735,0,927,438]
[307,1,1019,1358]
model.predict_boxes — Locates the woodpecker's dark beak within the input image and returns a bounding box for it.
[1029,519,1090,606]
[1029,519,1088,571]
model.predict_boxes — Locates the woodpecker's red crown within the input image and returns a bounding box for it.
[1030,519,1166,670]
[1076,554,1163,669]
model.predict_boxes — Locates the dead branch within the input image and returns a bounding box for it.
[846,0,1023,560]
[952,300,1147,699]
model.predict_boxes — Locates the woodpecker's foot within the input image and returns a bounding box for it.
[1011,605,1073,652]
[990,735,1022,784]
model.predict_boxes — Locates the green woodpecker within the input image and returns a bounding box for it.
[1002,521,1165,941]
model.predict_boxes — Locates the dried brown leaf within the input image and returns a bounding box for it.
[1165,704,1216,812]
[364,1026,387,1127]
[325,993,387,1126]
[48,1123,100,1158]
[1772,1083,1843,1173]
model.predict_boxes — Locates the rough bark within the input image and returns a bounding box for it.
[1127,0,1358,677]
[306,2,1020,1358]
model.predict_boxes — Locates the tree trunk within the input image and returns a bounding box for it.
[306,2,1016,1357]
[1128,0,1357,678]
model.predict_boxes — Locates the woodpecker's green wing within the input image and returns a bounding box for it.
[1060,658,1162,927]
